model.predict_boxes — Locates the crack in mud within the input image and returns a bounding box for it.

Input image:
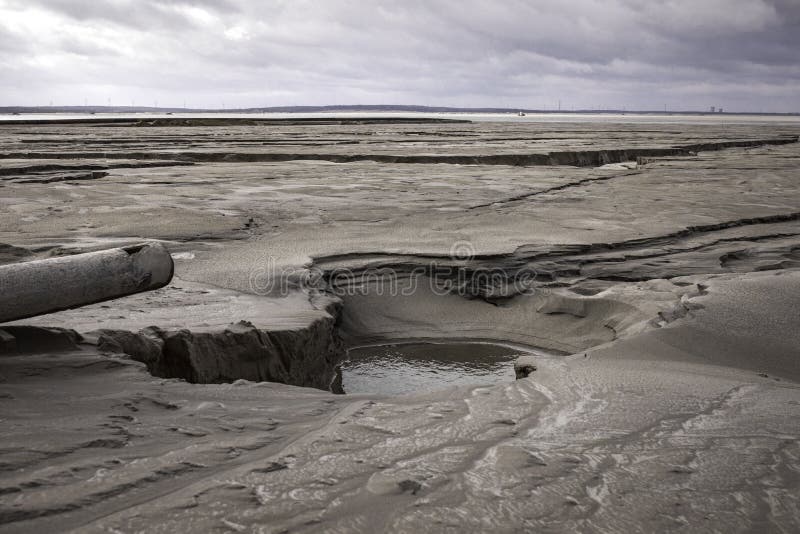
[468,169,641,209]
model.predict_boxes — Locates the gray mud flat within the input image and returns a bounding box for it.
[1,116,800,533]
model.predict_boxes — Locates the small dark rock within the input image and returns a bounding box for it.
[397,479,422,495]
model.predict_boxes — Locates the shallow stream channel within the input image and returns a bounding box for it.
[339,342,535,395]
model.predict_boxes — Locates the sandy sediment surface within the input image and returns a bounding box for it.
[1,117,799,532]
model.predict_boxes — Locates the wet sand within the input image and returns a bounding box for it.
[1,116,799,532]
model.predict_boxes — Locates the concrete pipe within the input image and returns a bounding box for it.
[0,242,174,323]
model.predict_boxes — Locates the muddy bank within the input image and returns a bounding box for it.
[95,316,343,390]
[1,279,346,392]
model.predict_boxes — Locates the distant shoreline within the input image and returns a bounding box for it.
[1,105,798,117]
[2,111,799,127]
[0,116,472,126]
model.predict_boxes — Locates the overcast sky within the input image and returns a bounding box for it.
[1,0,798,112]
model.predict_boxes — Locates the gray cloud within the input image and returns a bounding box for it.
[8,0,239,29]
[0,0,797,111]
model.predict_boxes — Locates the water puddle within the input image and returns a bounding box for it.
[340,342,524,395]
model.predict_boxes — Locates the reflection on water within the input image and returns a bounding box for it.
[341,342,521,396]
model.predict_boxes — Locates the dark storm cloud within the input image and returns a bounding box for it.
[0,0,798,111]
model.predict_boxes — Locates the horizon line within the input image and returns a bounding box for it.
[0,104,798,116]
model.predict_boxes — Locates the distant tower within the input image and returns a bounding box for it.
[719,107,723,113]
[710,106,715,113]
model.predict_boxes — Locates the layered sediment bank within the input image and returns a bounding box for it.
[1,117,799,533]
[2,134,796,167]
